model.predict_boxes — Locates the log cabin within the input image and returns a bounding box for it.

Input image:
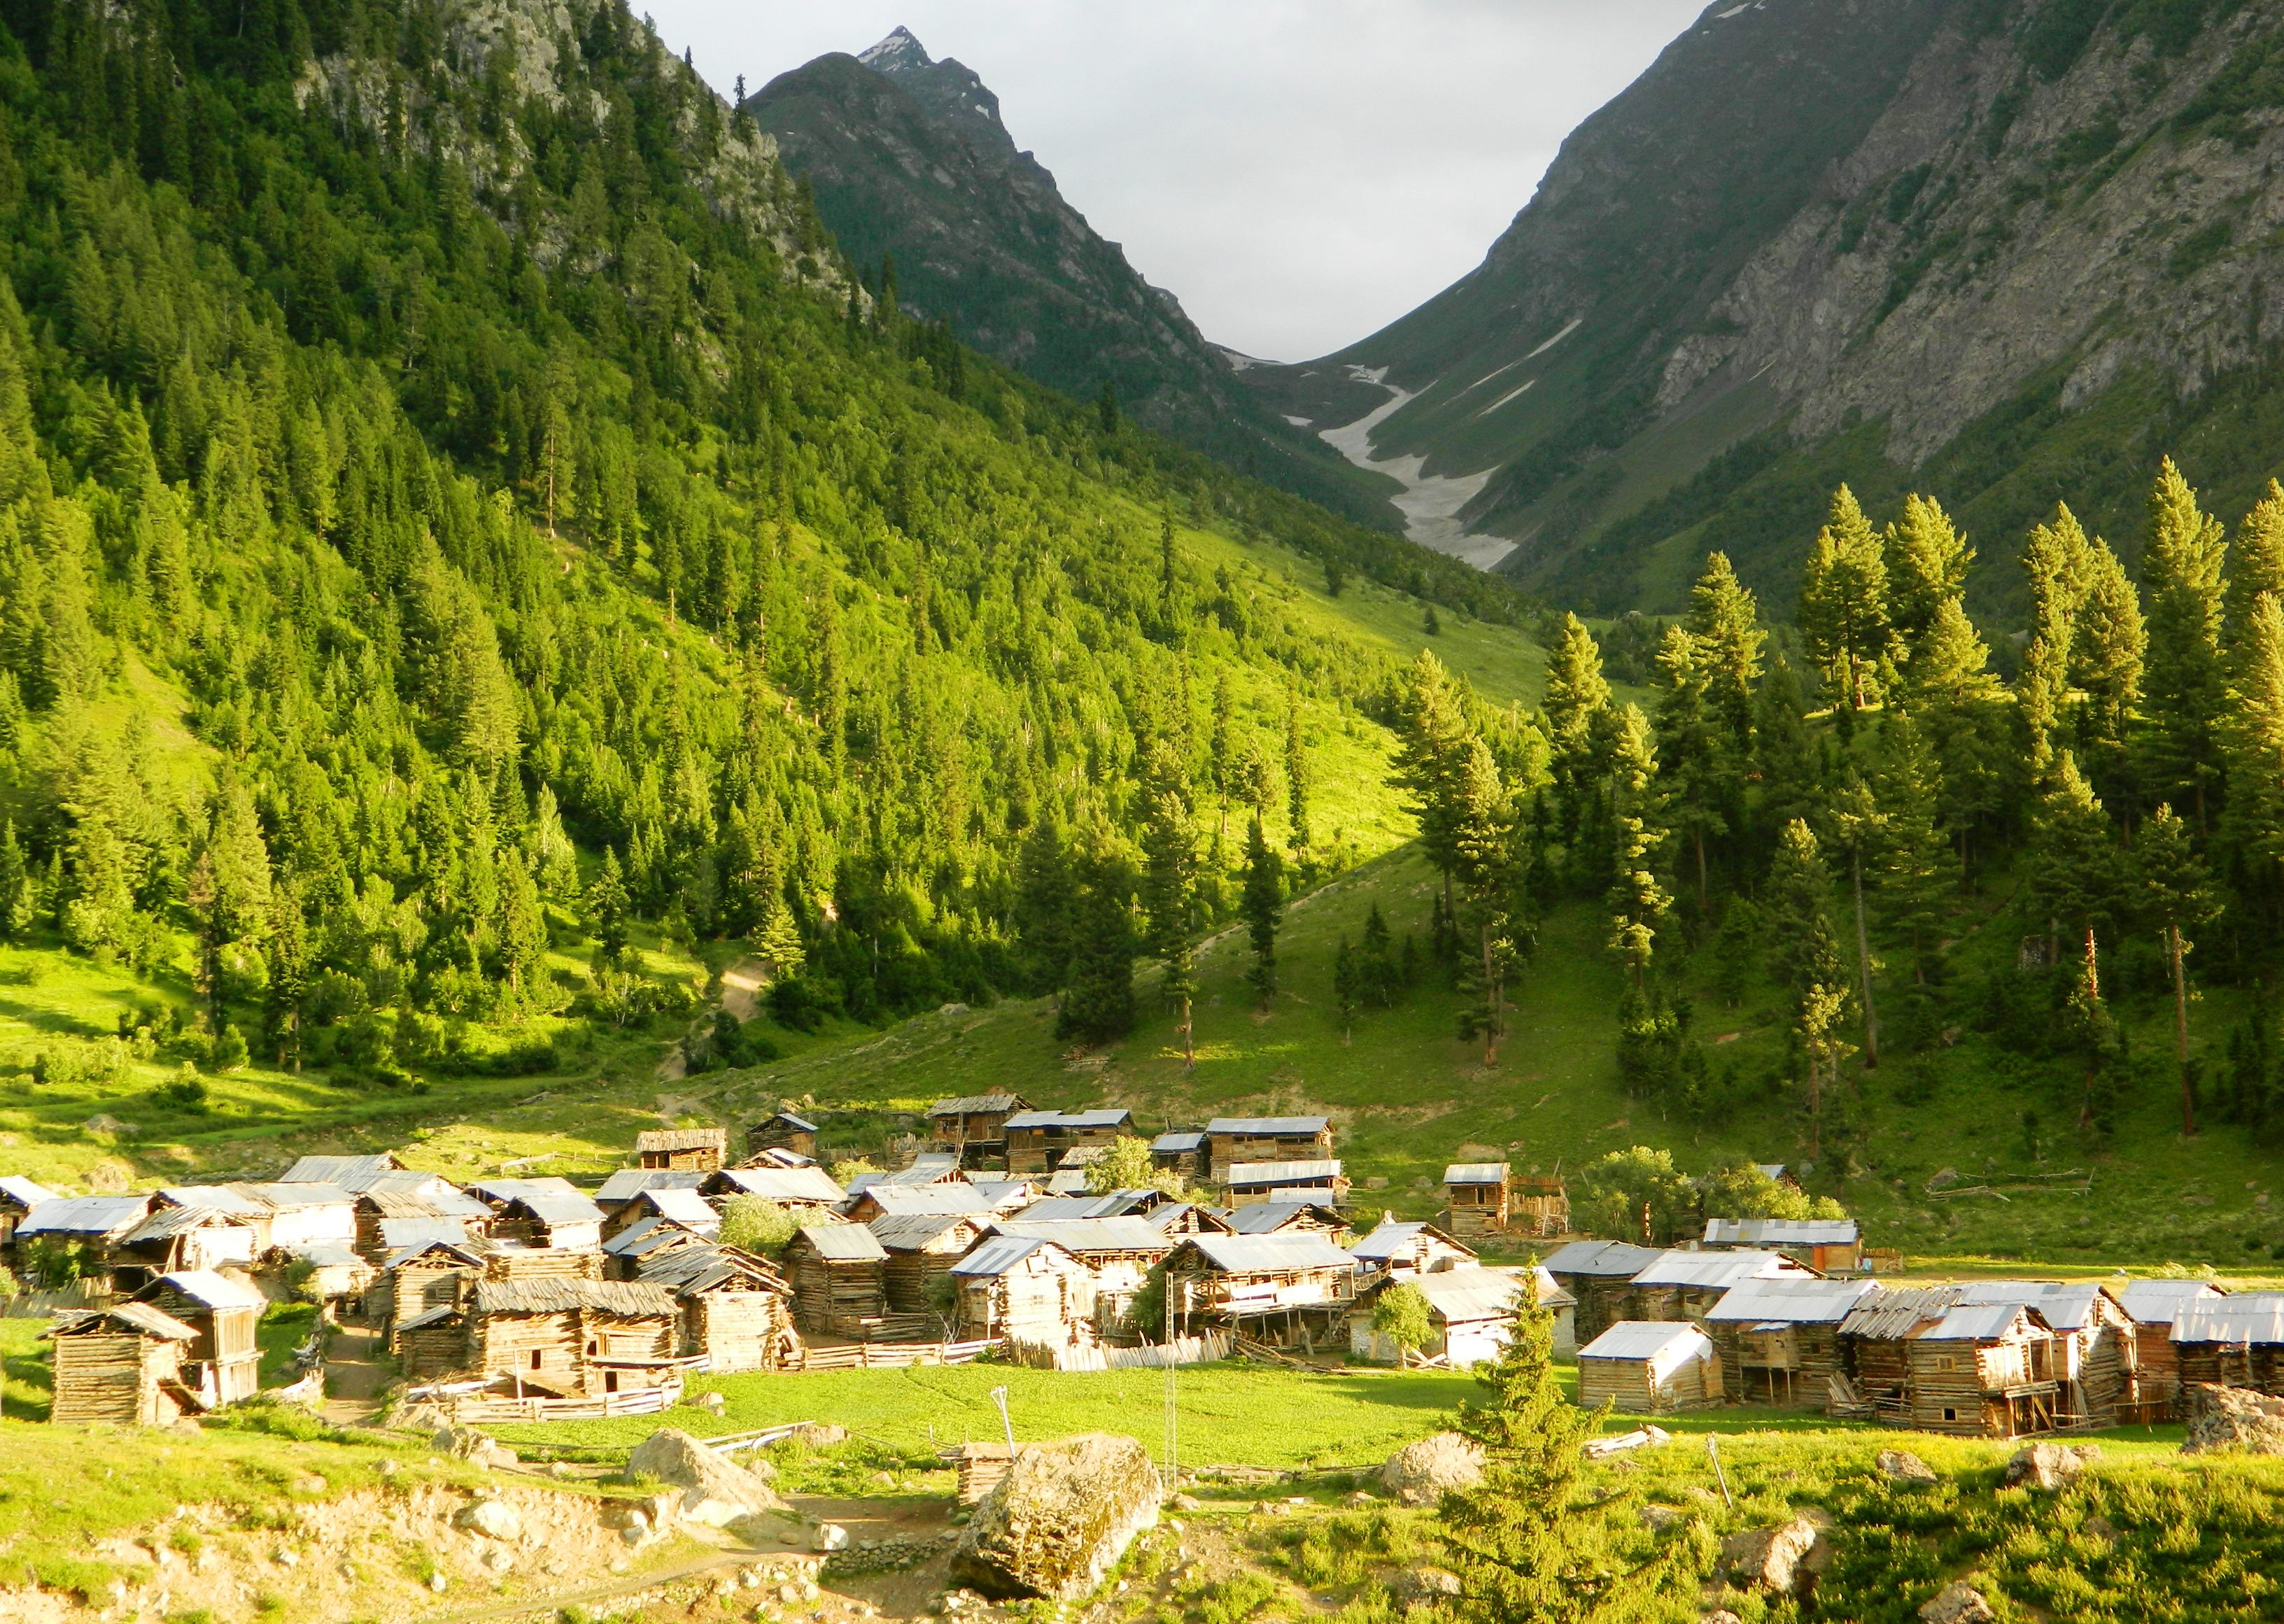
[47,1302,202,1425]
[924,1094,1031,1168]
[1949,1281,2138,1425]
[229,1183,360,1252]
[1224,1159,1348,1208]
[602,1213,716,1278]
[637,1245,801,1373]
[952,1234,1094,1344]
[784,1222,889,1335]
[594,1168,710,1226]
[611,1187,721,1243]
[134,1270,266,1406]
[2117,1279,2225,1412]
[1204,1117,1334,1183]
[1346,1219,1476,1282]
[1348,1266,1575,1365]
[379,1236,490,1343]
[1628,1249,1817,1326]
[352,1182,491,1260]
[1702,1217,1863,1273]
[1541,1241,1665,1345]
[1164,1232,1356,1348]
[1441,1164,1570,1243]
[1001,1110,1135,1175]
[111,1202,262,1289]
[703,1165,847,1213]
[465,1278,683,1396]
[870,1212,990,1314]
[1220,1200,1348,1239]
[153,1185,277,1249]
[985,1217,1176,1330]
[2172,1293,2284,1396]
[1150,1131,1207,1182]
[1703,1276,1878,1406]
[15,1194,153,1294]
[0,1176,55,1251]
[843,1180,994,1225]
[470,1179,607,1252]
[1577,1320,1721,1413]
[745,1111,820,1164]
[1837,1286,2070,1436]
[636,1127,727,1171]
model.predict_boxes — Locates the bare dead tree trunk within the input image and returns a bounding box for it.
[1852,847,1877,1074]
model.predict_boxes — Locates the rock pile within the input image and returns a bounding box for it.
[950,1433,1162,1600]
[2182,1383,2284,1455]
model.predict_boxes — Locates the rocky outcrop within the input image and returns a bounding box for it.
[1877,1449,1940,1485]
[627,1429,786,1527]
[950,1434,1162,1600]
[1919,1581,1997,1623]
[2182,1383,2284,1455]
[1379,1432,1486,1506]
[1720,1519,1821,1597]
[2002,1442,2099,1490]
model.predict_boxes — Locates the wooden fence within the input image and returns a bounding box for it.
[794,1338,999,1372]
[1006,1332,1231,1372]
[409,1374,687,1423]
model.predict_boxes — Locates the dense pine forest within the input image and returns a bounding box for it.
[0,0,1528,1099]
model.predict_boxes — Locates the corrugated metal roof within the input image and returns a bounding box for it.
[868,1212,985,1250]
[393,1304,461,1334]
[954,1234,1069,1278]
[2174,1293,2284,1345]
[1924,1302,2047,1342]
[17,1195,150,1237]
[360,1176,491,1218]
[605,1221,705,1259]
[927,1094,1028,1117]
[54,1302,199,1341]
[992,1217,1173,1255]
[1044,1169,1092,1194]
[635,1128,726,1152]
[1014,1194,1142,1222]
[1578,1320,1714,1362]
[1705,1276,1877,1325]
[383,1234,487,1269]
[1407,1268,1544,1323]
[1205,1117,1329,1136]
[502,1189,607,1227]
[710,1166,847,1205]
[120,1205,246,1245]
[150,1270,267,1311]
[1150,1131,1206,1152]
[279,1154,402,1187]
[857,1182,994,1215]
[2117,1278,2223,1327]
[1703,1218,1859,1247]
[1348,1220,1445,1262]
[157,1186,269,1216]
[1222,1201,1342,1234]
[875,1162,967,1187]
[0,1176,56,1208]
[1003,1109,1133,1130]
[231,1182,354,1210]
[1227,1159,1344,1185]
[470,1279,677,1318]
[596,1168,710,1204]
[742,1147,818,1170]
[1180,1232,1355,1273]
[1953,1280,2115,1333]
[631,1187,719,1226]
[1541,1241,1663,1278]
[964,1177,1041,1204]
[289,1243,363,1269]
[1630,1250,1798,1289]
[796,1223,888,1262]
[1444,1163,1508,1185]
[761,1111,819,1133]
[379,1215,474,1251]
[1840,1284,1965,1340]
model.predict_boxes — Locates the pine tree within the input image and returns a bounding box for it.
[1332,938,1360,1043]
[2230,479,2284,628]
[1828,775,1886,1070]
[1799,485,1891,710]
[2021,504,2094,774]
[2073,537,2145,807]
[1139,742,1200,1068]
[1754,654,1821,849]
[2029,752,2125,987]
[1605,705,1669,989]
[1393,650,1474,905]
[1884,493,1973,664]
[1283,678,1311,852]
[1451,738,1528,1064]
[1241,813,1283,1012]
[2136,458,2228,828]
[1359,901,1399,1008]
[1014,820,1073,996]
[1652,624,1727,914]
[1872,713,1951,982]
[2225,592,2284,908]
[1684,551,1763,758]
[1543,614,1614,881]
[0,819,26,942]
[1058,830,1136,1044]
[1765,819,1847,1017]
[588,846,631,965]
[1157,499,1180,635]
[1208,670,1236,847]
[2136,802,2216,1136]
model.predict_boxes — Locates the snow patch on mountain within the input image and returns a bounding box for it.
[1319,386,1511,571]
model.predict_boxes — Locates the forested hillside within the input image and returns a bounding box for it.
[0,0,1532,1178]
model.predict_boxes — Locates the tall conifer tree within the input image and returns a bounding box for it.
[2136,459,2228,827]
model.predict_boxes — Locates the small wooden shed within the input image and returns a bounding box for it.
[467,1278,682,1395]
[870,1212,990,1314]
[0,1176,57,1251]
[843,1180,994,1225]
[1838,1286,2068,1436]
[1221,1200,1348,1239]
[951,1234,1094,1343]
[784,1222,889,1334]
[637,1127,728,1172]
[353,1182,491,1261]
[638,1245,801,1373]
[1225,1159,1348,1208]
[745,1112,820,1164]
[1703,1276,1877,1407]
[925,1093,1031,1167]
[1002,1110,1135,1175]
[1577,1320,1721,1413]
[1346,1218,1476,1281]
[1205,1117,1334,1183]
[987,1217,1177,1329]
[704,1165,848,1213]
[112,1202,262,1287]
[1150,1131,1207,1182]
[1540,1241,1665,1345]
[2172,1292,2284,1397]
[1165,1231,1356,1348]
[1949,1280,2137,1426]
[48,1303,202,1426]
[135,1270,266,1406]
[2117,1278,2225,1411]
[470,1179,607,1252]
[1703,1217,1863,1273]
[381,1236,490,1343]
[593,1168,710,1225]
[1441,1164,1569,1243]
[1349,1266,1574,1366]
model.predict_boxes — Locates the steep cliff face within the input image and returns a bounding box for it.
[1253,0,2284,616]
[747,29,1398,526]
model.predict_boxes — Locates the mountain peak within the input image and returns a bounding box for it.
[857,27,931,74]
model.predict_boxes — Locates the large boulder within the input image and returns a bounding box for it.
[2183,1384,2284,1456]
[1720,1518,1821,1597]
[1379,1432,1486,1506]
[949,1434,1162,1600]
[451,1499,523,1541]
[627,1428,786,1527]
[1919,1581,1996,1623]
[2001,1442,2099,1491]
[434,1425,519,1471]
[1877,1449,1939,1486]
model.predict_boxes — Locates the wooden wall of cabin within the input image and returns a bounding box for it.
[475,1310,581,1388]
[398,1321,470,1381]
[2176,1343,2284,1396]
[52,1332,181,1427]
[693,1292,796,1373]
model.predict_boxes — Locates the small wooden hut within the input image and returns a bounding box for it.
[1702,1217,1863,1273]
[1002,1110,1135,1175]
[2172,1292,2284,1397]
[467,1278,682,1395]
[1577,1321,1721,1413]
[1225,1160,1348,1208]
[1540,1241,1665,1344]
[47,1303,201,1426]
[1221,1200,1348,1239]
[924,1093,1031,1167]
[843,1180,993,1225]
[1703,1276,1878,1406]
[1164,1232,1356,1348]
[1627,1249,1816,1325]
[637,1127,727,1172]
[135,1270,265,1407]
[870,1212,989,1314]
[381,1236,490,1343]
[951,1234,1094,1343]
[231,1183,360,1252]
[1950,1281,2137,1425]
[111,1202,262,1287]
[638,1245,801,1373]
[1204,1117,1334,1184]
[470,1179,606,1252]
[353,1184,490,1261]
[2118,1279,2225,1411]
[745,1112,820,1164]
[1346,1218,1476,1281]
[1441,1164,1570,1243]
[1837,1286,2068,1436]
[1149,1131,1207,1182]
[1348,1266,1574,1366]
[784,1223,889,1334]
[603,1215,714,1278]
[987,1217,1177,1329]
[704,1165,847,1213]
[15,1194,152,1291]
[594,1168,710,1225]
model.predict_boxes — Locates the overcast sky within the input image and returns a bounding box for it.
[644,1,1710,361]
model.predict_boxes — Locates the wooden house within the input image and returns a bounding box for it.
[1703,1217,1863,1273]
[135,1270,266,1407]
[1164,1232,1356,1348]
[603,1214,715,1278]
[15,1194,152,1292]
[952,1234,1094,1344]
[1441,1164,1570,1244]
[470,1179,606,1251]
[925,1093,1031,1167]
[1002,1110,1135,1175]
[278,1152,404,1189]
[2118,1279,2225,1411]
[613,1187,721,1242]
[47,1302,202,1426]
[784,1223,889,1334]
[153,1185,278,1249]
[1346,1219,1476,1282]
[1541,1241,1664,1345]
[637,1245,801,1373]
[745,1112,820,1164]
[465,1278,683,1395]
[965,1176,1047,1214]
[1349,1266,1575,1366]
[0,1176,57,1250]
[1205,1117,1334,1183]
[1703,1276,1878,1406]
[269,1243,372,1318]
[1225,1160,1348,1208]
[843,1180,993,1225]
[1950,1281,2138,1425]
[352,1182,491,1260]
[987,1217,1176,1329]
[2172,1292,2284,1397]
[704,1165,847,1213]
[1221,1200,1348,1239]
[637,1127,728,1171]
[1837,1285,2070,1436]
[870,1212,989,1315]
[380,1236,490,1343]
[1013,1190,1172,1223]
[1577,1321,1721,1413]
[1150,1131,1207,1182]
[231,1183,360,1252]
[482,1243,605,1285]
[112,1201,261,1287]
[1628,1249,1816,1326]
[594,1168,710,1225]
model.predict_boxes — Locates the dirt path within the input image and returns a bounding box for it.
[720,956,770,1022]
[422,1546,758,1623]
[320,1325,390,1425]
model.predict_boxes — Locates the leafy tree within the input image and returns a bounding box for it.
[1799,485,1891,710]
[719,1194,799,1255]
[1086,1134,1183,1196]
[1240,812,1283,1012]
[1700,1160,1847,1222]
[2136,803,2216,1136]
[1574,1146,1698,1244]
[1372,1282,1435,1362]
